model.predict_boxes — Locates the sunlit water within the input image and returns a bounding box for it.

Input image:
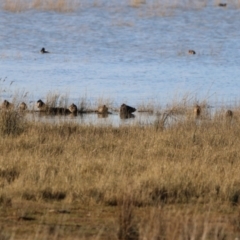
[1,1,240,125]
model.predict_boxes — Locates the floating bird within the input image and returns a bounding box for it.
[188,50,196,55]
[37,99,74,115]
[120,103,136,119]
[218,3,227,7]
[40,48,49,54]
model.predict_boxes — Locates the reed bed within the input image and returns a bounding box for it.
[3,0,240,14]
[0,102,240,238]
[2,0,80,12]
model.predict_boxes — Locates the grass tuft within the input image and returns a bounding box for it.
[118,195,139,240]
[41,188,66,201]
[0,109,25,136]
[0,168,19,183]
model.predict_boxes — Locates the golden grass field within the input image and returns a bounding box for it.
[0,101,240,239]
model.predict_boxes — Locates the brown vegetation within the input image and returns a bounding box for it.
[2,0,79,12]
[0,103,240,238]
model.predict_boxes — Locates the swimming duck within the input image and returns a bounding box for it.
[120,103,136,119]
[40,48,49,54]
[188,50,196,55]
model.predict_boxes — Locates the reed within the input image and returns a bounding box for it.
[0,101,240,238]
[2,0,80,12]
[0,109,25,136]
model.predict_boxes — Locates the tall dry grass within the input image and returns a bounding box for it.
[2,0,80,12]
[3,0,240,14]
[0,102,240,238]
[1,104,240,206]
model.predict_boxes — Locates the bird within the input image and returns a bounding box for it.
[40,48,49,54]
[1,100,14,110]
[120,103,136,119]
[97,105,108,114]
[188,50,196,55]
[68,103,78,115]
[36,99,46,110]
[218,3,227,7]
[193,105,201,117]
[37,99,76,115]
[226,110,233,118]
[19,102,27,111]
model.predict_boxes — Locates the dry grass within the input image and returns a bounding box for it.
[1,102,240,238]
[3,0,240,14]
[2,0,80,12]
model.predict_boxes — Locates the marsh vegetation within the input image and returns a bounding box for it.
[0,99,240,239]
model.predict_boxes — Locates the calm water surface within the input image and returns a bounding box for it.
[1,1,240,124]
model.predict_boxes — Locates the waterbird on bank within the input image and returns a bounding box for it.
[40,48,49,54]
[226,110,233,118]
[194,105,201,117]
[19,102,27,111]
[97,105,109,118]
[188,50,196,55]
[68,103,78,115]
[37,99,46,109]
[37,99,75,115]
[97,105,108,114]
[1,100,14,110]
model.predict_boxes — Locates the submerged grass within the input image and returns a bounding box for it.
[0,100,240,238]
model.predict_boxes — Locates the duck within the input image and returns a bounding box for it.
[218,3,227,7]
[97,105,108,114]
[188,50,196,55]
[19,102,27,111]
[37,99,72,115]
[193,105,201,117]
[68,103,78,115]
[40,48,49,54]
[226,110,233,118]
[1,100,14,110]
[120,103,136,119]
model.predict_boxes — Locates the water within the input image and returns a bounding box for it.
[1,1,240,125]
